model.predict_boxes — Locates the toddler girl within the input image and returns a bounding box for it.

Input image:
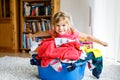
[31,11,108,79]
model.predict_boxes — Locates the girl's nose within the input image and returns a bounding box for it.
[59,26,63,30]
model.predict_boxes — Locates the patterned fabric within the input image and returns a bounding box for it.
[50,59,62,72]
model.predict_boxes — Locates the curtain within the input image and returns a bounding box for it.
[93,0,120,61]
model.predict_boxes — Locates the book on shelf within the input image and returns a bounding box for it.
[22,33,26,48]
[26,35,30,48]
[31,21,37,32]
[45,5,51,15]
[41,20,46,31]
[31,5,36,16]
[35,6,39,16]
[36,21,42,31]
[24,2,31,16]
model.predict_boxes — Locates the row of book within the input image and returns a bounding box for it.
[23,2,51,16]
[22,34,42,48]
[24,19,51,33]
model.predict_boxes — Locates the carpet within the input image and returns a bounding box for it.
[0,56,120,80]
[83,58,120,80]
[0,56,40,80]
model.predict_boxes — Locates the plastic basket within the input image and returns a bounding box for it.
[38,61,86,80]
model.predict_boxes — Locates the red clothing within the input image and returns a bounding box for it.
[36,30,82,67]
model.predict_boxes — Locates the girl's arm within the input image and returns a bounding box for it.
[79,32,108,47]
[28,31,51,38]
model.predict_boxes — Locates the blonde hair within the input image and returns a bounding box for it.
[52,12,75,36]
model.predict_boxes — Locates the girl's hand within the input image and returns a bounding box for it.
[101,42,108,47]
[27,33,35,38]
[26,33,36,41]
[28,33,34,37]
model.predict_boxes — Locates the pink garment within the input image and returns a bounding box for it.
[55,30,80,42]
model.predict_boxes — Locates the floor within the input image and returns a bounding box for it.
[0,52,30,58]
[0,52,120,80]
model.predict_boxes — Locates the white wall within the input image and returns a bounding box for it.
[60,0,90,34]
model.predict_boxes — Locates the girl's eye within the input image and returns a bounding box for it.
[56,25,60,27]
[62,24,65,27]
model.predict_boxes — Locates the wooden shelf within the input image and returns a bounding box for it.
[24,15,52,19]
[0,18,12,23]
[22,0,51,3]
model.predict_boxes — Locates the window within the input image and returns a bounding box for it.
[0,0,10,18]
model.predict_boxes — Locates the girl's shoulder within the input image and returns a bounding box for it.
[70,28,80,36]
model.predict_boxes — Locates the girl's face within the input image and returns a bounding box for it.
[54,19,69,35]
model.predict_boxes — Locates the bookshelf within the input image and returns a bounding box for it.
[20,0,60,52]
